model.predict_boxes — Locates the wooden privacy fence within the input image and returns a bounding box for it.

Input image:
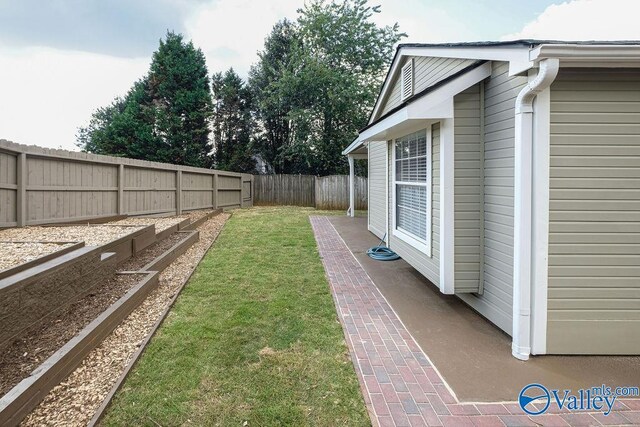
[253,174,367,210]
[0,140,253,227]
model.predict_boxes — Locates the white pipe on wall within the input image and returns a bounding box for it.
[512,58,559,361]
[348,155,355,217]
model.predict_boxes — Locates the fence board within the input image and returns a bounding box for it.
[253,175,316,207]
[0,139,253,226]
[253,174,367,210]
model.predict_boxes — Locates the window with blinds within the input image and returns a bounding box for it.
[393,129,431,252]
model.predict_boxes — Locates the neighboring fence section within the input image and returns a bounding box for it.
[253,174,367,210]
[0,140,253,227]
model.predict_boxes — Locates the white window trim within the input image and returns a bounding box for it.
[391,126,432,257]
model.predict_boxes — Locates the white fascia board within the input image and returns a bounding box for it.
[531,44,640,67]
[369,46,531,123]
[362,62,492,143]
[342,136,363,155]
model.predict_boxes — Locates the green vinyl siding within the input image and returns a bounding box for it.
[547,68,640,354]
[368,141,387,239]
[457,61,527,335]
[453,84,482,293]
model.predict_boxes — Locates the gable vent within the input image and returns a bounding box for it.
[401,59,414,101]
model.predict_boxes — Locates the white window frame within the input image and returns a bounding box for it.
[391,126,432,257]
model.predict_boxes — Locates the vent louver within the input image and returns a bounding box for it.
[401,59,414,101]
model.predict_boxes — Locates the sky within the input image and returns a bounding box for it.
[1,0,639,151]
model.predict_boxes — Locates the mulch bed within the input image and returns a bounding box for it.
[117,232,186,271]
[20,212,230,427]
[0,242,74,272]
[0,231,190,397]
[0,273,142,396]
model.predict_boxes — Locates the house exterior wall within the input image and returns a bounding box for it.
[458,61,527,335]
[547,68,640,354]
[453,84,483,293]
[368,141,387,239]
[380,57,477,116]
[387,123,441,286]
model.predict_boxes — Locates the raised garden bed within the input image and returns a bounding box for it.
[0,272,146,396]
[18,212,229,427]
[0,225,145,247]
[0,271,159,427]
[109,216,190,241]
[0,241,84,280]
[0,215,211,426]
[181,208,222,230]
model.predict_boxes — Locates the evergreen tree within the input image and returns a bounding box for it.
[248,19,300,174]
[78,32,214,168]
[211,69,256,173]
[248,0,404,175]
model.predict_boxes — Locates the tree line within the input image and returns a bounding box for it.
[77,0,404,175]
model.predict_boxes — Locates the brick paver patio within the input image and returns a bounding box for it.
[310,216,640,427]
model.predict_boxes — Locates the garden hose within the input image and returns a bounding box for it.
[366,233,400,261]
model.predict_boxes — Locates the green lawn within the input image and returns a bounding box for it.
[102,206,370,427]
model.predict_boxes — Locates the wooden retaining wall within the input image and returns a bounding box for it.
[0,140,253,227]
[253,174,367,210]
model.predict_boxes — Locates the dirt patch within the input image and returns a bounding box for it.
[0,225,142,247]
[21,212,230,427]
[0,274,143,397]
[0,242,74,271]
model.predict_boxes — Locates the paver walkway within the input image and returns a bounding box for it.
[310,216,640,427]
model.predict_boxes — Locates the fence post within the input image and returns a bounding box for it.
[176,170,182,215]
[212,173,218,209]
[117,164,125,215]
[16,152,26,226]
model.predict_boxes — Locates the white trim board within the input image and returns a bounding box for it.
[439,118,455,295]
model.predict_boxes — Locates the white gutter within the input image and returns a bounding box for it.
[512,58,559,361]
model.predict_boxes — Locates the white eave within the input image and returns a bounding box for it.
[531,43,640,67]
[368,44,533,123]
[344,61,492,156]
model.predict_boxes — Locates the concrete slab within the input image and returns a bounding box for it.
[328,215,640,403]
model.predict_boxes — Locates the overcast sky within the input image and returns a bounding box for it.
[1,0,639,151]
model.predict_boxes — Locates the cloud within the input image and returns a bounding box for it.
[185,0,302,77]
[503,0,640,40]
[0,0,192,57]
[0,47,149,150]
[374,0,477,43]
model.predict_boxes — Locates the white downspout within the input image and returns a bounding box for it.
[348,155,355,217]
[512,58,559,361]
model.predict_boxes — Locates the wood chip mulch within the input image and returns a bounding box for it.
[0,225,143,247]
[0,242,74,271]
[0,274,144,397]
[20,212,230,427]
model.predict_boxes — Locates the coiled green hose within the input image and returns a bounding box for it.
[366,234,400,261]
